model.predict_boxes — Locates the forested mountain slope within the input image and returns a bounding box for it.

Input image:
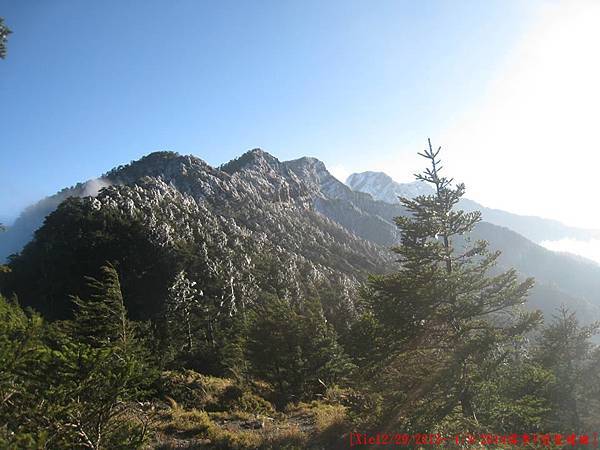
[3,149,600,325]
[3,150,388,324]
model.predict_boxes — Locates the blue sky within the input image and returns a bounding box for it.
[0,0,535,225]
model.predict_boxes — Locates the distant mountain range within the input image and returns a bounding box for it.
[346,171,600,244]
[2,149,600,326]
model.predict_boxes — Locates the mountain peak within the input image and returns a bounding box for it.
[347,171,393,186]
[220,148,282,174]
[346,171,432,203]
[284,156,327,175]
[247,147,269,156]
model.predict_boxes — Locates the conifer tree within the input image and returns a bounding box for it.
[247,294,354,406]
[0,17,10,59]
[0,284,153,448]
[534,306,599,432]
[361,139,541,431]
[63,263,152,448]
[0,294,49,447]
[71,262,132,347]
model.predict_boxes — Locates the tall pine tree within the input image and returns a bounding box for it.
[246,294,354,406]
[534,306,599,432]
[71,262,132,347]
[360,139,541,432]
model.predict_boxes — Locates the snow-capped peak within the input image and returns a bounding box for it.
[346,171,433,204]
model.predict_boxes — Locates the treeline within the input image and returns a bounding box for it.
[2,143,600,448]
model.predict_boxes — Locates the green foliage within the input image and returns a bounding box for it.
[0,264,155,449]
[6,197,179,320]
[71,262,132,347]
[533,306,600,432]
[472,358,555,432]
[246,294,355,406]
[0,294,48,446]
[33,333,152,449]
[357,140,543,432]
[0,17,10,59]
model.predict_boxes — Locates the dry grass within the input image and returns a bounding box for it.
[313,403,347,434]
[160,370,234,410]
[153,371,349,449]
[158,403,212,436]
[151,398,311,449]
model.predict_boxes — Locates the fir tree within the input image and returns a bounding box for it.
[71,262,132,347]
[60,264,153,448]
[0,17,10,59]
[247,294,354,406]
[534,306,600,432]
[0,289,154,449]
[361,139,541,432]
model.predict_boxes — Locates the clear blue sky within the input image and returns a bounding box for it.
[0,0,533,224]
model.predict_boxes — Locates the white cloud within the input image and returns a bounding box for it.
[542,238,600,265]
[82,178,112,197]
[438,0,600,229]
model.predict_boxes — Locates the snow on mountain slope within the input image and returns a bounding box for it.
[346,172,432,204]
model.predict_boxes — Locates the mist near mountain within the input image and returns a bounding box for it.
[0,178,113,261]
